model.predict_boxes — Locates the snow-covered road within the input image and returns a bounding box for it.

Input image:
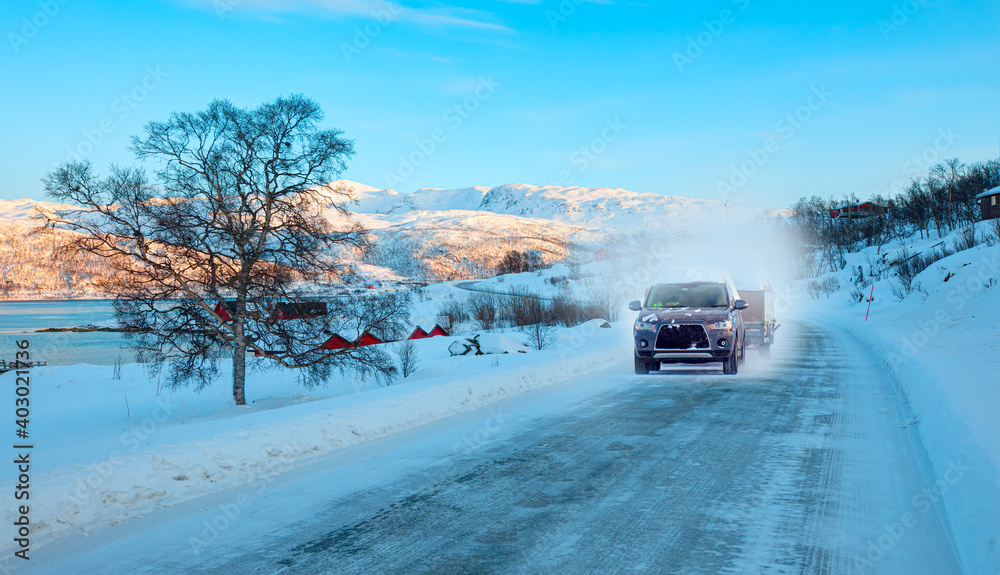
[28,322,961,574]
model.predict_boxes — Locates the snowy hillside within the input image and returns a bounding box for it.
[0,181,788,298]
[794,221,1000,575]
[337,179,789,281]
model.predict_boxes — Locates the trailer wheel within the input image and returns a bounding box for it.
[760,344,770,359]
[634,355,650,375]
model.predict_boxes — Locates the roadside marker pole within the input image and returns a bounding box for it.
[865,283,875,321]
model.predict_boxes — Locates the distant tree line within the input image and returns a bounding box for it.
[496,249,545,275]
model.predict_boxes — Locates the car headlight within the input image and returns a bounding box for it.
[709,320,732,330]
[634,321,654,331]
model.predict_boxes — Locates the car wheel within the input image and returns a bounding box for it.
[634,354,650,375]
[738,337,746,367]
[722,351,738,375]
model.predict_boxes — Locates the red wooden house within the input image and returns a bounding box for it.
[976,186,1000,221]
[355,332,384,347]
[427,324,450,337]
[829,202,888,220]
[214,301,233,321]
[408,327,430,340]
[322,334,354,350]
[272,301,328,320]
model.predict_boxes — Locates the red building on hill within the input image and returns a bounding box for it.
[829,202,888,220]
[977,186,1000,220]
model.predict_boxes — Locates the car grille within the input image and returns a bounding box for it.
[655,324,710,350]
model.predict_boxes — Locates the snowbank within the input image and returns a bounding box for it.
[800,228,1000,574]
[1,319,630,552]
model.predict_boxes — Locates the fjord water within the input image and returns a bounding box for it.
[0,299,133,366]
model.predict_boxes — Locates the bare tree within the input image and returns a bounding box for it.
[521,321,557,350]
[468,290,501,330]
[394,339,420,379]
[586,280,625,322]
[42,95,406,405]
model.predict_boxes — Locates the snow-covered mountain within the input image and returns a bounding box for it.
[0,182,789,297]
[341,180,786,232]
[0,198,77,223]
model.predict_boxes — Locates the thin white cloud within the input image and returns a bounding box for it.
[183,0,514,32]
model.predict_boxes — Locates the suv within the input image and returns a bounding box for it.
[629,281,748,375]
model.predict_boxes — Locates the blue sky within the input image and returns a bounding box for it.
[1,0,997,208]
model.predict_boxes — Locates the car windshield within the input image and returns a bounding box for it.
[645,284,728,308]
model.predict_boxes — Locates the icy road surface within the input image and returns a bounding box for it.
[32,322,961,574]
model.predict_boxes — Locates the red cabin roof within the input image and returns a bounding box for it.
[322,334,354,350]
[355,332,384,347]
[214,301,232,322]
[427,324,450,337]
[408,327,430,340]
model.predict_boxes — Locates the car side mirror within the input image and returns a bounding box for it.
[628,300,642,311]
[734,299,749,310]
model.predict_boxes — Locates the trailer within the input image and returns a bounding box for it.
[737,282,778,358]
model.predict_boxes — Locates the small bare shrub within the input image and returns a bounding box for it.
[805,276,840,299]
[468,291,501,330]
[521,321,558,350]
[952,225,979,252]
[113,355,124,380]
[438,295,470,331]
[394,340,420,379]
[586,281,625,322]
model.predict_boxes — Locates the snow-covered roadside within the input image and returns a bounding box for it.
[1,319,630,554]
[799,233,1000,574]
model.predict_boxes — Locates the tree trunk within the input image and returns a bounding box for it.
[233,290,247,406]
[233,344,246,405]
